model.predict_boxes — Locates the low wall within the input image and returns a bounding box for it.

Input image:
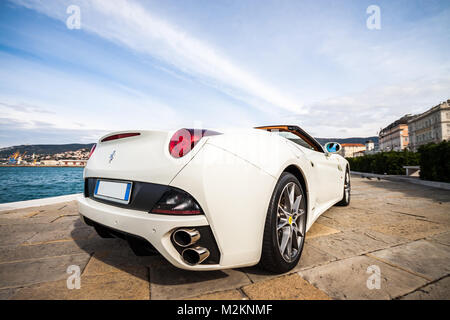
[0,194,82,212]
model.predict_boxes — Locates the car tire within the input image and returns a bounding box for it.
[336,168,351,206]
[259,172,307,273]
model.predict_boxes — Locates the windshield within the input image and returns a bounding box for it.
[256,125,324,152]
[273,131,316,150]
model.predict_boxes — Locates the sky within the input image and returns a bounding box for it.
[0,0,449,147]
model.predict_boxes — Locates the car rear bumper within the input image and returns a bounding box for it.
[77,195,226,270]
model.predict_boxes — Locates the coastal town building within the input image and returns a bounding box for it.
[60,159,87,166]
[40,160,59,166]
[407,100,450,151]
[340,143,366,158]
[39,159,87,166]
[353,150,365,157]
[365,140,375,152]
[378,115,413,151]
[1,147,91,166]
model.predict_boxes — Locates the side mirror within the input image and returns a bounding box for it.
[324,142,341,154]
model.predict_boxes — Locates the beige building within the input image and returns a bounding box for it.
[59,159,87,166]
[340,143,366,158]
[365,140,375,152]
[39,159,87,166]
[40,160,60,166]
[353,150,365,157]
[408,100,450,151]
[379,115,413,151]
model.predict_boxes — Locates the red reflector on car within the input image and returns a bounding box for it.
[169,129,221,158]
[101,132,140,142]
[151,189,203,215]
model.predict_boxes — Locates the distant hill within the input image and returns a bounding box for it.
[0,143,95,158]
[315,136,378,146]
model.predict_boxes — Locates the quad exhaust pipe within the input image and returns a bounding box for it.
[182,247,210,265]
[173,228,200,247]
[173,228,210,265]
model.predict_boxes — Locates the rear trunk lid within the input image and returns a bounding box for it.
[84,130,204,185]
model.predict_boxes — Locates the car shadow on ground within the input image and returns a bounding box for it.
[239,265,276,277]
[71,220,230,285]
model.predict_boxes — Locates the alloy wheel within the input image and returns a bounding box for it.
[276,182,306,263]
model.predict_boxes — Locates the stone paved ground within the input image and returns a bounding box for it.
[0,176,449,300]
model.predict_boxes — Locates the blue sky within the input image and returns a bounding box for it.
[0,0,449,147]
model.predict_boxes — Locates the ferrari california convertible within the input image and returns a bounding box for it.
[77,125,350,273]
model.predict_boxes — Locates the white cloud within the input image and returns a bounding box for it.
[286,76,450,137]
[11,0,304,115]
[6,0,450,142]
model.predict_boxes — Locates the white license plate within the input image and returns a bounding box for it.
[94,180,132,204]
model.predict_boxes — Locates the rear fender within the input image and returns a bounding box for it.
[170,143,276,267]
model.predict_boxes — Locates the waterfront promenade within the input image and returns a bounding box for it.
[0,176,449,299]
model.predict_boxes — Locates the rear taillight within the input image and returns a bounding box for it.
[101,132,140,142]
[151,189,202,215]
[88,143,96,159]
[169,129,221,158]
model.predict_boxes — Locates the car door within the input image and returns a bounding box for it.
[304,149,342,204]
[255,125,343,211]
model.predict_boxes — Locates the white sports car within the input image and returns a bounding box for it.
[77,125,350,273]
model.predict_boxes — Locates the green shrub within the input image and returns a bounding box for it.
[346,150,420,175]
[418,140,450,183]
[347,141,450,183]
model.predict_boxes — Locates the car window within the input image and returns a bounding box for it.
[256,125,324,152]
[273,131,316,150]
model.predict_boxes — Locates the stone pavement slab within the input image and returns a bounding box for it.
[0,288,18,300]
[370,219,448,241]
[242,274,330,300]
[189,289,245,300]
[0,208,48,220]
[389,205,450,226]
[428,231,450,247]
[0,241,87,264]
[0,253,91,289]
[83,249,150,281]
[0,229,37,246]
[401,276,450,300]
[0,197,80,213]
[318,207,411,231]
[0,219,78,243]
[307,229,405,259]
[149,261,251,300]
[23,224,95,245]
[296,243,338,270]
[0,237,131,264]
[243,244,337,283]
[10,270,149,300]
[368,240,450,281]
[298,255,428,300]
[0,201,78,221]
[305,223,340,239]
[0,215,56,226]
